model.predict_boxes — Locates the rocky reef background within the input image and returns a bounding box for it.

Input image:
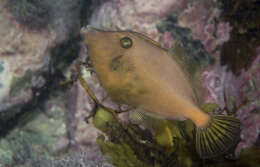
[0,0,259,166]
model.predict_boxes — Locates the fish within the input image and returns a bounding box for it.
[81,26,241,159]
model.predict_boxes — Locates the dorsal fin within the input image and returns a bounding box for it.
[132,31,166,50]
[170,44,200,78]
[130,30,207,105]
[168,44,205,105]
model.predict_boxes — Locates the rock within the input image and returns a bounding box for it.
[0,0,81,123]
[0,98,67,165]
[0,0,98,165]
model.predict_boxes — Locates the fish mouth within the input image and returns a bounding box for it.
[81,25,99,35]
[81,26,102,46]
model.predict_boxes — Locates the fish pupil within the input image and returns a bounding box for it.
[120,37,133,49]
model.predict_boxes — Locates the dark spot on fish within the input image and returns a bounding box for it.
[110,55,135,73]
[111,55,124,71]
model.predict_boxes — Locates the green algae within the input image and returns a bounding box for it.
[0,61,4,73]
[93,109,172,167]
[92,103,260,167]
[93,108,203,167]
[0,99,67,166]
[97,136,148,167]
[201,103,219,113]
[215,147,260,167]
[9,69,33,96]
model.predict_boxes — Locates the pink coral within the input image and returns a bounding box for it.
[202,47,260,156]
[89,0,189,48]
[216,22,232,46]
[178,1,232,53]
[236,111,260,155]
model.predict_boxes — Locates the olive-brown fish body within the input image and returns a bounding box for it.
[81,27,241,159]
[82,27,209,127]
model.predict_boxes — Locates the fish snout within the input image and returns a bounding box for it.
[81,26,98,34]
[81,26,100,44]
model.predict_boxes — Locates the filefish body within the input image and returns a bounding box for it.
[81,26,241,158]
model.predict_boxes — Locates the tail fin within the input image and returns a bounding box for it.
[196,115,241,159]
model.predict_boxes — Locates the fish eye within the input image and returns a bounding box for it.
[120,37,133,49]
